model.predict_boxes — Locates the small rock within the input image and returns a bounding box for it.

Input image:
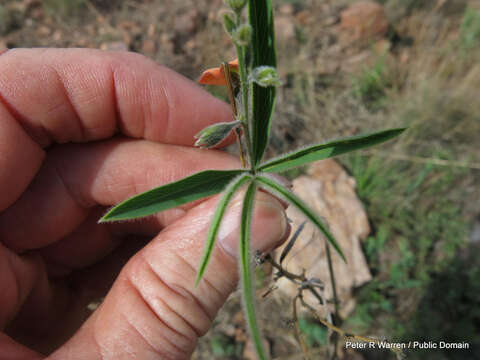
[274,159,372,317]
[339,1,389,42]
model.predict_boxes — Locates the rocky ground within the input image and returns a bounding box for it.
[1,0,480,359]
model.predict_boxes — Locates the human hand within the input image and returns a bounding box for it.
[0,49,288,359]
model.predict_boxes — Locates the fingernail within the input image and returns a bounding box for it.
[218,192,288,258]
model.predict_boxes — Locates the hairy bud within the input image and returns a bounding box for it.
[194,121,241,148]
[233,24,251,47]
[223,13,236,35]
[225,0,247,12]
[248,66,282,87]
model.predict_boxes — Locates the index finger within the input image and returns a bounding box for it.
[0,48,233,147]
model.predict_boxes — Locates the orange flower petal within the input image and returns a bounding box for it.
[198,59,239,86]
[228,59,239,68]
[199,67,225,85]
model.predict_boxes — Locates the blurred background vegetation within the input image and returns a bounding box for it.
[1,0,479,359]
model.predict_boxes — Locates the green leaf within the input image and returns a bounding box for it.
[222,12,236,35]
[195,174,252,285]
[248,0,277,166]
[100,170,246,222]
[256,175,346,262]
[258,128,406,173]
[240,181,268,360]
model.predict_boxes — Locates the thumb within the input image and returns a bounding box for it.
[48,191,288,360]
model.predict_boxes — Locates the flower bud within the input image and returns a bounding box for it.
[225,0,247,12]
[194,121,241,148]
[248,66,282,87]
[233,24,251,47]
[223,13,236,35]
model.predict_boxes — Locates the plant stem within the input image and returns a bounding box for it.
[325,241,339,359]
[325,242,339,317]
[222,62,238,115]
[266,254,306,282]
[234,13,255,173]
[237,46,254,171]
[222,62,247,168]
[293,296,310,360]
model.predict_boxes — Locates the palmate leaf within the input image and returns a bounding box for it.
[240,180,268,360]
[195,173,253,285]
[258,128,406,173]
[100,169,246,222]
[256,175,346,262]
[248,0,277,166]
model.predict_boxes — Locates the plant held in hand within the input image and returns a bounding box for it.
[100,1,405,358]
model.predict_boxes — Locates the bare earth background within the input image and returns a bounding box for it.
[1,0,480,359]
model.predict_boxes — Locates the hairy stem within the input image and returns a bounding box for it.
[222,62,247,168]
[234,13,255,173]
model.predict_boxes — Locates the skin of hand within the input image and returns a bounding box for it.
[0,48,289,360]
